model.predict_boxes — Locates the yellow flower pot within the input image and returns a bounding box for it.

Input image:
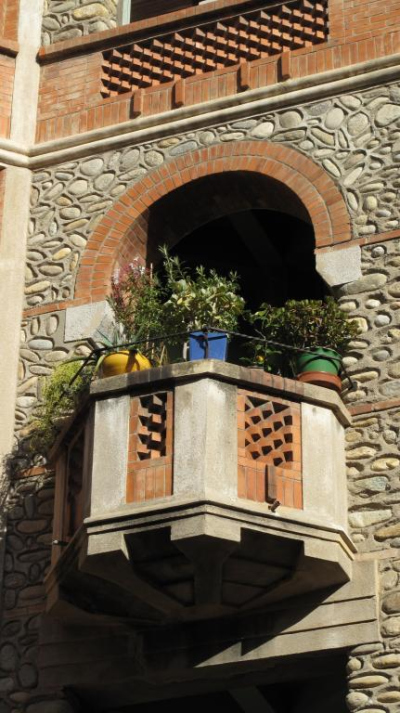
[100,350,151,378]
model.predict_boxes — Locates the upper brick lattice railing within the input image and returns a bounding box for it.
[101,0,328,96]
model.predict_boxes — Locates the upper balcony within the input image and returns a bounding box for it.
[36,0,329,142]
[46,359,354,625]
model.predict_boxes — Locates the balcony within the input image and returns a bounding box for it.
[46,360,354,625]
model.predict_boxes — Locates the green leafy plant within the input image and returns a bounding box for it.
[29,361,91,455]
[248,298,360,375]
[246,303,288,372]
[106,259,166,364]
[160,246,245,334]
[281,298,360,353]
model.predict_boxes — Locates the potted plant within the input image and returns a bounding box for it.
[94,326,152,378]
[246,303,288,373]
[160,246,245,361]
[104,259,165,375]
[282,298,360,388]
[249,298,360,391]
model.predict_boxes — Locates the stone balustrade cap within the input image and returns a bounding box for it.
[90,359,351,426]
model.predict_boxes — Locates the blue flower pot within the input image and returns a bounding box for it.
[189,331,228,361]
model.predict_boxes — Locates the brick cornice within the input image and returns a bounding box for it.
[37,0,283,64]
[316,228,400,253]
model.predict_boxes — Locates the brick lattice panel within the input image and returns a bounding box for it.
[127,391,173,502]
[238,390,302,509]
[101,0,328,96]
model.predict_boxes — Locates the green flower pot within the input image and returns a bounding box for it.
[296,347,341,376]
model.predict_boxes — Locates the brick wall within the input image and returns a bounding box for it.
[343,0,400,41]
[36,52,104,142]
[36,0,400,142]
[0,0,19,41]
[0,2,5,38]
[0,53,15,137]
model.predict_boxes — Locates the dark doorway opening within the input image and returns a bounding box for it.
[146,171,327,314]
[168,208,325,311]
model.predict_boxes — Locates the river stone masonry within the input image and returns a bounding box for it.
[338,240,400,710]
[28,81,400,308]
[42,0,118,45]
[19,80,400,500]
[344,555,400,712]
[346,406,400,550]
[0,470,55,713]
[338,239,400,406]
[16,310,92,438]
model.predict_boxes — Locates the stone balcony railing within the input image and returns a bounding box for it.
[46,359,355,624]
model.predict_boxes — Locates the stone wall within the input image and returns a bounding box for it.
[27,81,400,309]
[345,554,400,710]
[7,77,400,710]
[337,240,400,711]
[41,0,118,45]
[0,469,55,712]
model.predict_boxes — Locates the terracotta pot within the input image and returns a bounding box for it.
[297,370,342,393]
[100,350,151,378]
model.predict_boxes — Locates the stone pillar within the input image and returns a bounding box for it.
[173,378,238,503]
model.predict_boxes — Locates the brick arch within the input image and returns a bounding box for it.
[75,141,351,302]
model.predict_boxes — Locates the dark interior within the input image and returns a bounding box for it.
[168,208,325,311]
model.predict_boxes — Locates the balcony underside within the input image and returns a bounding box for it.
[47,502,352,625]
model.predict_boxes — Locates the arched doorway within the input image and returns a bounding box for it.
[145,171,326,310]
[76,140,351,303]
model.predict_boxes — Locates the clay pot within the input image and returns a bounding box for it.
[297,370,342,392]
[100,350,151,378]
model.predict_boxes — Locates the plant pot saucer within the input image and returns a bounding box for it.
[297,370,342,393]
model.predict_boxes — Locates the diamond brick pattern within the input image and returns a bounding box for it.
[244,395,295,466]
[127,391,173,503]
[101,0,328,97]
[238,390,302,509]
[137,393,168,460]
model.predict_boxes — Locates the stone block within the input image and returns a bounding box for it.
[64,301,113,343]
[173,378,237,502]
[301,402,348,529]
[316,245,362,287]
[91,395,130,516]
